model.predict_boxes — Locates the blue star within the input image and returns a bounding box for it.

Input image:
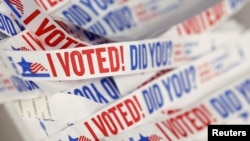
[138,134,148,141]
[18,57,32,73]
[68,135,78,141]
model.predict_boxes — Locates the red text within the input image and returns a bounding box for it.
[84,95,143,141]
[156,104,215,141]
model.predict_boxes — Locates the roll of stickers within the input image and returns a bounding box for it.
[0,1,248,141]
[102,73,250,141]
[34,0,223,41]
[0,33,239,81]
[0,0,111,45]
[113,32,239,95]
[113,17,245,97]
[2,0,94,49]
[0,32,239,104]
[41,43,250,140]
[0,0,245,81]
[0,0,244,42]
[0,7,242,103]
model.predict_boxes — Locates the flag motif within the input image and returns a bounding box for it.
[19,46,30,51]
[11,46,30,51]
[9,0,24,14]
[30,63,47,74]
[149,134,162,141]
[78,136,91,141]
[17,57,50,77]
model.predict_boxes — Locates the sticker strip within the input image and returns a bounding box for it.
[40,45,250,140]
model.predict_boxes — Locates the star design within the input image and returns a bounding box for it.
[17,57,32,73]
[138,134,148,141]
[68,135,78,141]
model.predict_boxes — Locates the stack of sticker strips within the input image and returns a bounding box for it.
[0,0,250,141]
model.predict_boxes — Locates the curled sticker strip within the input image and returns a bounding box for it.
[102,73,250,141]
[40,45,250,140]
[5,0,225,41]
[3,0,91,49]
[0,35,222,80]
[47,0,225,41]
[113,17,246,97]
[0,0,112,46]
[113,33,239,95]
[0,3,24,37]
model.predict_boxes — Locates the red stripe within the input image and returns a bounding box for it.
[32,67,42,73]
[31,63,42,69]
[30,63,47,73]
[152,136,155,141]
[9,0,24,13]
[23,9,41,25]
[30,63,38,67]
[40,68,46,71]
[78,136,83,141]
[20,47,29,51]
[31,63,39,69]
[149,136,154,141]
[33,65,43,73]
[149,135,161,141]
[21,34,37,51]
[78,136,91,141]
